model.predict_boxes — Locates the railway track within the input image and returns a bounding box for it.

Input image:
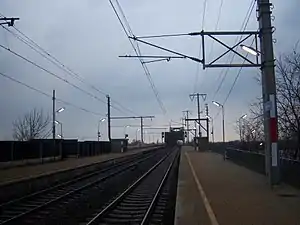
[0,147,168,225]
[85,148,180,225]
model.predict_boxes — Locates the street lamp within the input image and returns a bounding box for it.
[124,125,130,136]
[240,44,259,56]
[53,106,65,140]
[238,114,247,142]
[55,120,63,139]
[136,128,140,142]
[206,115,214,143]
[56,107,65,113]
[212,101,225,158]
[97,118,106,141]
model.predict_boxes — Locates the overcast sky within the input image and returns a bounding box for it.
[0,0,299,142]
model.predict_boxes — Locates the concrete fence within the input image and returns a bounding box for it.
[0,140,163,166]
[210,143,300,188]
[0,140,111,164]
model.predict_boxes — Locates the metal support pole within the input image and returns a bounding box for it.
[183,110,191,143]
[197,94,201,151]
[141,117,144,144]
[211,118,215,143]
[222,105,226,159]
[239,119,242,142]
[186,113,189,143]
[222,106,225,143]
[206,118,209,142]
[197,94,201,138]
[205,104,209,142]
[258,0,280,185]
[60,123,63,139]
[107,95,111,142]
[52,90,56,140]
[97,120,100,142]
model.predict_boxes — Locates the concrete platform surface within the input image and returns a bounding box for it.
[0,148,153,185]
[175,147,300,225]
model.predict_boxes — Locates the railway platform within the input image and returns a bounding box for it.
[175,147,300,225]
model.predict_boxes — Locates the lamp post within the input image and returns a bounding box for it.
[212,101,225,159]
[55,120,63,139]
[206,115,214,143]
[124,125,130,137]
[97,118,106,141]
[53,106,65,140]
[136,128,140,142]
[212,101,225,143]
[238,114,247,142]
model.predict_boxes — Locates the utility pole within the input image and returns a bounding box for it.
[190,93,206,150]
[197,94,201,137]
[205,104,209,142]
[140,117,144,145]
[182,110,191,143]
[107,95,111,142]
[52,90,56,140]
[110,116,155,144]
[258,0,279,185]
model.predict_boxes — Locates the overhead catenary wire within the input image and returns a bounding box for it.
[194,0,225,96]
[0,12,139,116]
[222,40,256,106]
[207,0,224,60]
[0,71,105,116]
[0,23,139,117]
[0,41,135,115]
[193,0,208,93]
[113,0,165,112]
[0,42,105,103]
[211,0,256,100]
[109,0,167,115]
[212,2,257,119]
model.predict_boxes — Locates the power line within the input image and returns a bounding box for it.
[222,39,256,106]
[202,0,208,30]
[213,41,255,120]
[109,0,167,115]
[0,41,136,115]
[207,0,224,59]
[212,0,257,120]
[0,70,105,116]
[193,0,224,93]
[211,0,256,100]
[0,12,140,116]
[0,23,139,117]
[193,0,208,93]
[0,42,108,103]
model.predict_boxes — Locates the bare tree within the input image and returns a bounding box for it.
[276,49,300,158]
[13,108,50,141]
[234,99,264,144]
[247,46,300,158]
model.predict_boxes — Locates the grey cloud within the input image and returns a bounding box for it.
[0,0,298,141]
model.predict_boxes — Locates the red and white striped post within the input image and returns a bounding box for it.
[258,0,280,185]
